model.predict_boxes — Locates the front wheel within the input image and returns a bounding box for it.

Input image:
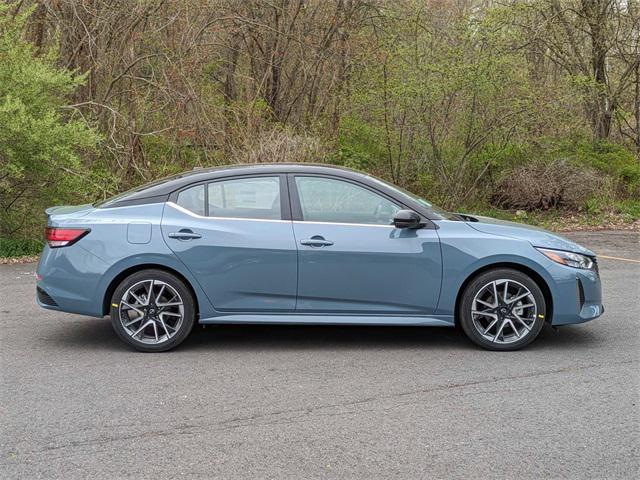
[110,269,196,352]
[459,268,546,351]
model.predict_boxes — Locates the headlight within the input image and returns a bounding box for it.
[536,247,595,270]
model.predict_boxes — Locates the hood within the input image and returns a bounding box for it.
[460,214,596,257]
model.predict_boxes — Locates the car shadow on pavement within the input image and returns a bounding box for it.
[47,317,604,353]
[46,318,129,351]
[183,323,470,351]
[181,322,604,352]
[533,323,606,349]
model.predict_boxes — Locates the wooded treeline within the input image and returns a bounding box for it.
[1,0,639,240]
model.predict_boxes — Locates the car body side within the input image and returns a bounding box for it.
[36,165,602,327]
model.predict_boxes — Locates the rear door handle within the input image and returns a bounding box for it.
[168,229,202,240]
[300,236,333,247]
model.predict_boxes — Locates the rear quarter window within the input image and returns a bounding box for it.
[176,184,205,216]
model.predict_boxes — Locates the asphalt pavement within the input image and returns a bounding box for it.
[1,230,638,479]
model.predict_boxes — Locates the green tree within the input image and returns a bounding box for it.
[340,1,536,206]
[0,4,99,238]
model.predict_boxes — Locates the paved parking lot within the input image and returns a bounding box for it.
[1,230,638,479]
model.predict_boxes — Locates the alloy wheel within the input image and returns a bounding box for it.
[471,279,538,345]
[119,279,184,345]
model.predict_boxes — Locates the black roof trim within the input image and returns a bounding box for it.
[98,164,361,208]
[97,163,444,220]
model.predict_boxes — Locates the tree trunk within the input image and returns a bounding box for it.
[635,61,640,156]
[582,0,614,140]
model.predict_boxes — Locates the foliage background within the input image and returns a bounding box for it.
[1,0,639,255]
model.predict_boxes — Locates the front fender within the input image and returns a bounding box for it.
[435,221,559,316]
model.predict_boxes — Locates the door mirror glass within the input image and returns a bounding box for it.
[393,210,423,229]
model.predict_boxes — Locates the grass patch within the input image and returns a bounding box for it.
[0,238,43,258]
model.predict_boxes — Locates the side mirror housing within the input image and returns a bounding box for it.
[393,210,423,229]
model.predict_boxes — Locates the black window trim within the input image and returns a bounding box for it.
[96,165,444,221]
[169,173,291,221]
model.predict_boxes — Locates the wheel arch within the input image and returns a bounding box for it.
[454,262,554,325]
[102,263,200,317]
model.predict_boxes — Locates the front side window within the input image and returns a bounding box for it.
[208,176,281,220]
[295,176,400,225]
[176,184,205,216]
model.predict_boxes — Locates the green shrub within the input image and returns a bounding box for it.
[558,140,640,193]
[0,238,43,257]
[613,199,640,220]
[334,115,387,171]
[0,5,99,239]
[473,142,532,173]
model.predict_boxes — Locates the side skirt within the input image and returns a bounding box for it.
[199,313,455,327]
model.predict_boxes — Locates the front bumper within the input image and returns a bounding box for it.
[550,264,603,326]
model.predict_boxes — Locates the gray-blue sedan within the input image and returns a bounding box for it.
[36,164,603,351]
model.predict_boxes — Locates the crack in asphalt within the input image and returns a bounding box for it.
[5,358,635,461]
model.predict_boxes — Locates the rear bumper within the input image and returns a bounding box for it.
[35,244,108,317]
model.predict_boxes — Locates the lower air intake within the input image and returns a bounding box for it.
[576,278,585,312]
[37,287,58,307]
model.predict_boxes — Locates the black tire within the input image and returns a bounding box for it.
[110,269,196,352]
[458,268,546,351]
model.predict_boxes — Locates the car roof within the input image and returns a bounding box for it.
[95,162,444,221]
[184,162,360,177]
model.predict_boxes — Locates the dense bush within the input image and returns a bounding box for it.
[0,238,43,257]
[0,5,99,239]
[233,127,327,165]
[563,141,640,196]
[491,161,603,211]
[486,140,639,213]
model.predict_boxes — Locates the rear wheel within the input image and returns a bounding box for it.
[110,269,196,352]
[459,268,546,351]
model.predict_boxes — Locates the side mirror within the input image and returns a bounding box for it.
[393,210,423,229]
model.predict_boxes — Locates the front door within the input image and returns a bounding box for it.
[162,175,297,312]
[290,175,442,315]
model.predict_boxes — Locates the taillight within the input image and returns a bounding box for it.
[45,227,90,248]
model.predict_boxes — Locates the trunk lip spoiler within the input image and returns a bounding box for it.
[45,204,94,217]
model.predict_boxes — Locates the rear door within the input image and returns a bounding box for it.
[290,175,442,315]
[162,174,297,312]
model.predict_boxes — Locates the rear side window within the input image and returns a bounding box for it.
[176,184,205,216]
[208,177,281,220]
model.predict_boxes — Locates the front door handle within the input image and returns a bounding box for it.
[168,229,202,240]
[300,235,334,247]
